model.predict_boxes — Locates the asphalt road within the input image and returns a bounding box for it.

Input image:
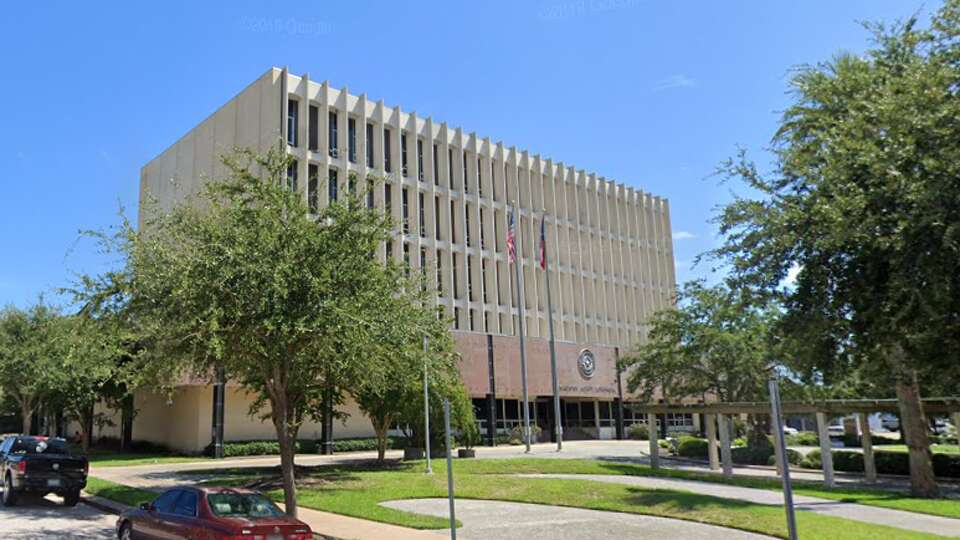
[0,491,116,539]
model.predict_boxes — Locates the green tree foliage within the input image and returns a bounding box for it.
[622,281,777,446]
[116,144,449,516]
[0,302,60,435]
[709,3,960,496]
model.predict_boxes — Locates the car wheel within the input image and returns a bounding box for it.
[63,489,80,507]
[2,474,17,507]
[118,521,133,540]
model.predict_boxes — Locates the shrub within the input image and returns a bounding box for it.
[628,424,649,441]
[658,439,670,450]
[833,451,865,472]
[842,434,861,448]
[785,431,819,446]
[732,445,774,465]
[210,437,405,457]
[732,436,748,448]
[507,424,542,446]
[677,436,709,459]
[801,450,821,469]
[765,449,804,466]
[871,433,901,446]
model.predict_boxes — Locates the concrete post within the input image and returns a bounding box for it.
[953,412,960,449]
[706,413,720,471]
[816,412,835,488]
[717,413,733,479]
[647,413,659,469]
[859,412,876,483]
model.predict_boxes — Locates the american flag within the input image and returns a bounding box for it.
[506,209,517,264]
[538,218,547,270]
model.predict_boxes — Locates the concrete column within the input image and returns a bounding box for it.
[706,413,720,471]
[816,412,835,488]
[859,412,876,483]
[952,412,960,448]
[647,413,659,469]
[717,413,733,479]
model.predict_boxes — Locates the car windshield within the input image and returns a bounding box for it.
[9,437,70,455]
[207,492,284,518]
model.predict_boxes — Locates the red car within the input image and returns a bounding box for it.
[116,486,313,540]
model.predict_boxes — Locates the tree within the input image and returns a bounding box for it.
[0,303,60,435]
[621,281,778,445]
[116,144,430,516]
[709,2,960,496]
[47,314,129,453]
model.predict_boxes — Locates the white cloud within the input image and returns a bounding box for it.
[673,231,696,241]
[651,74,697,92]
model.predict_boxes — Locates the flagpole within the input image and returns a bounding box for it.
[510,204,532,453]
[542,213,563,452]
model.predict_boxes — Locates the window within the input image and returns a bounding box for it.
[452,254,460,298]
[454,307,461,330]
[433,143,439,185]
[436,253,443,291]
[463,151,469,193]
[599,402,613,427]
[366,123,375,167]
[385,184,392,216]
[466,256,473,300]
[403,242,410,274]
[348,118,357,163]
[207,493,283,518]
[401,188,409,234]
[449,201,456,243]
[469,309,476,331]
[328,168,338,202]
[420,247,427,272]
[153,489,182,514]
[477,157,483,197]
[308,105,318,151]
[419,192,426,237]
[448,148,455,189]
[490,159,497,200]
[401,132,409,176]
[287,99,298,147]
[482,259,489,303]
[286,161,298,192]
[479,208,486,249]
[366,179,374,209]
[384,128,392,172]
[386,240,393,260]
[496,263,503,304]
[174,490,198,517]
[328,111,338,158]
[434,196,441,239]
[465,204,472,247]
[417,139,425,181]
[308,164,319,214]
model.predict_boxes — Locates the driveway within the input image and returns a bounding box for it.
[0,492,116,539]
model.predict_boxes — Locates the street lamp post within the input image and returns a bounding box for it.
[768,368,798,540]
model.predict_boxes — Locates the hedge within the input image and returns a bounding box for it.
[677,436,709,459]
[628,424,649,441]
[785,431,819,446]
[800,449,960,478]
[208,437,406,457]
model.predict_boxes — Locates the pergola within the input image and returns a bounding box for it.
[629,398,960,487]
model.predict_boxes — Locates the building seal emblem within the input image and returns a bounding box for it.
[577,349,596,379]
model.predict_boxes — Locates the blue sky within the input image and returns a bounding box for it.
[0,0,929,308]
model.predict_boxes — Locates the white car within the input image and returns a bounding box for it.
[782,426,799,436]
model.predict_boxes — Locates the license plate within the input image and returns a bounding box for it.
[47,479,61,487]
[266,535,282,540]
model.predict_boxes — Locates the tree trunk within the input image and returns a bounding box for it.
[371,415,391,463]
[895,371,939,498]
[270,394,298,518]
[19,399,33,436]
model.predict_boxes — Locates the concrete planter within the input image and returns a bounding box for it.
[458,448,476,459]
[403,447,425,460]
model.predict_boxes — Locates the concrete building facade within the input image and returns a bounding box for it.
[131,67,681,453]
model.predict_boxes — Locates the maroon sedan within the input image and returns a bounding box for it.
[116,486,313,540]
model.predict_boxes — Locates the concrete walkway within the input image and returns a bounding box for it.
[521,473,960,537]
[382,498,772,540]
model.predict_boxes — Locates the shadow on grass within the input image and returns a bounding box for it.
[624,487,762,511]
[179,459,415,492]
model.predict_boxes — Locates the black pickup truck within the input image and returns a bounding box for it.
[0,435,88,507]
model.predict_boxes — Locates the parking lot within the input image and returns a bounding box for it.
[0,491,115,539]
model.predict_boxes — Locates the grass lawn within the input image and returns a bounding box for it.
[872,444,960,455]
[87,453,210,467]
[184,459,951,540]
[85,476,158,507]
[456,458,960,519]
